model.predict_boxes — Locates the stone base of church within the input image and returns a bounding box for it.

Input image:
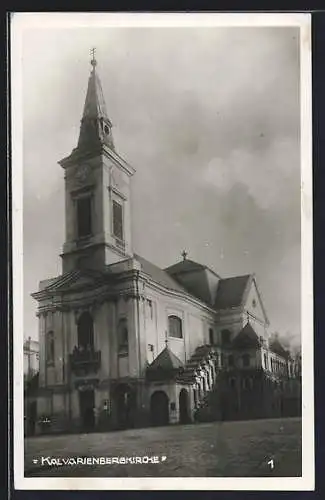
[29,375,301,436]
[31,378,195,435]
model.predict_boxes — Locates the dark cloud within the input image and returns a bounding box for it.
[22,26,301,344]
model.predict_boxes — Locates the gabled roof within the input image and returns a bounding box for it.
[166,259,213,275]
[147,346,184,372]
[214,274,252,310]
[232,322,262,349]
[165,259,221,306]
[135,254,188,294]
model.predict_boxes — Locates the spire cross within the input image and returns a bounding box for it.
[181,249,188,261]
[165,331,169,347]
[90,47,97,67]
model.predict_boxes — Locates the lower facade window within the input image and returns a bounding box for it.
[168,315,183,339]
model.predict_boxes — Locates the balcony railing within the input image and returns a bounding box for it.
[69,348,101,375]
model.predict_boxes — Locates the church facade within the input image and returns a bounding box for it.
[30,56,301,435]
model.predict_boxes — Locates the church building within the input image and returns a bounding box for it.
[30,55,300,434]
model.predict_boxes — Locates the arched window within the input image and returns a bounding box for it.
[242,354,250,367]
[118,318,129,355]
[168,315,183,339]
[112,199,124,241]
[228,354,234,367]
[77,312,94,350]
[46,331,55,364]
[221,329,231,345]
[209,328,214,345]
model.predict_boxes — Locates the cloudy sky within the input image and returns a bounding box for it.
[21,22,301,347]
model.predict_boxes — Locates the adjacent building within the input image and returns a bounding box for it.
[30,55,301,434]
[23,337,39,381]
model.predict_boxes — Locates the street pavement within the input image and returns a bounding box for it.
[24,417,302,477]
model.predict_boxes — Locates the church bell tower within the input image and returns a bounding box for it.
[59,52,135,273]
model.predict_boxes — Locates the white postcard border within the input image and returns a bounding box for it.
[11,12,314,491]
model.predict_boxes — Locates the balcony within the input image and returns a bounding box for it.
[69,348,101,376]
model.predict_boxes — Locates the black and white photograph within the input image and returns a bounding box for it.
[11,13,314,490]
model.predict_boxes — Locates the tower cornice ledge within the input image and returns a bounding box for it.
[58,144,136,178]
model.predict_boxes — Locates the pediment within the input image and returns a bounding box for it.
[243,277,269,325]
[45,269,106,293]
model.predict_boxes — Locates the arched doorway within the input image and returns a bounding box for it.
[179,389,190,424]
[114,384,136,429]
[77,312,94,350]
[150,391,169,427]
[79,389,95,432]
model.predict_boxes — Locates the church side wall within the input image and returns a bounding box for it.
[138,283,217,367]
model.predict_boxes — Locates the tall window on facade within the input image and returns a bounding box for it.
[46,331,55,365]
[118,318,129,355]
[77,196,92,238]
[168,315,183,339]
[242,354,251,367]
[221,329,231,345]
[112,200,123,240]
[209,328,214,345]
[264,353,268,370]
[77,312,94,350]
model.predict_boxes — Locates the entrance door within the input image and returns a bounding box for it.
[114,384,136,429]
[150,391,169,427]
[79,389,95,432]
[179,389,190,424]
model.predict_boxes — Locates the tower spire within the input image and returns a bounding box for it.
[77,50,115,151]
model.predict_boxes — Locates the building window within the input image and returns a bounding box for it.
[229,378,236,389]
[209,328,214,345]
[112,200,124,241]
[118,318,129,355]
[77,196,92,238]
[77,312,94,350]
[147,300,153,320]
[168,315,183,339]
[193,388,198,408]
[46,331,55,365]
[264,353,268,370]
[228,355,234,367]
[242,354,250,367]
[221,329,231,345]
